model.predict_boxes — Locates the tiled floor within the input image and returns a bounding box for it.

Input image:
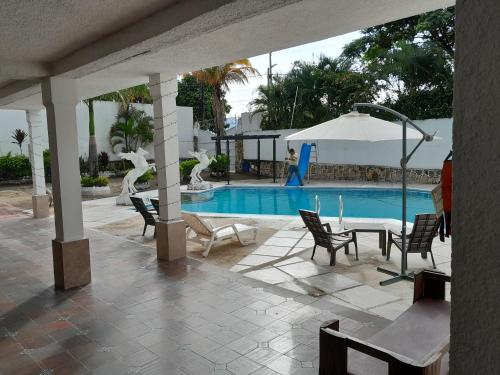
[0,211,390,375]
[232,217,452,320]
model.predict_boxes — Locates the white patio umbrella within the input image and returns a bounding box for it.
[285,111,423,142]
[287,106,437,286]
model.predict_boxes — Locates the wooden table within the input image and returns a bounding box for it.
[343,222,387,256]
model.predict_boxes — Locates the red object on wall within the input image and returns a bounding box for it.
[442,160,452,212]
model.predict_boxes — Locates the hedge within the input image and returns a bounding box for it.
[0,153,31,179]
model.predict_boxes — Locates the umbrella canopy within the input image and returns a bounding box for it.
[285,111,423,142]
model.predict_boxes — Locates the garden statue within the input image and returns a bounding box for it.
[188,149,214,190]
[116,147,155,205]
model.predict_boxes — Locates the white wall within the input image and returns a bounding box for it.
[239,114,452,169]
[0,102,196,160]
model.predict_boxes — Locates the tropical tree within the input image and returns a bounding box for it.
[341,6,455,119]
[251,56,378,129]
[192,59,258,153]
[177,74,214,128]
[109,106,154,154]
[83,99,99,177]
[11,129,27,154]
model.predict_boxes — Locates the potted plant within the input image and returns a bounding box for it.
[81,175,111,196]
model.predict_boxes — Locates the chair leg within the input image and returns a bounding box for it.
[386,241,392,260]
[344,244,349,255]
[153,226,156,238]
[311,244,317,260]
[202,240,214,257]
[142,223,147,236]
[353,233,358,261]
[429,250,436,269]
[381,232,387,256]
[329,248,336,266]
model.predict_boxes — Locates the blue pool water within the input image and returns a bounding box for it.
[181,186,434,221]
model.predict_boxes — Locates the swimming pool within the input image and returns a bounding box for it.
[181,186,434,221]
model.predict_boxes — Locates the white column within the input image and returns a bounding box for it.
[26,109,50,218]
[42,77,90,289]
[27,110,46,195]
[451,0,500,373]
[42,78,83,241]
[149,73,186,261]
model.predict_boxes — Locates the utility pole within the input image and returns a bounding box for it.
[267,52,277,87]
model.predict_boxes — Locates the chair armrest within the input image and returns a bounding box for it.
[330,229,355,237]
[413,270,450,303]
[319,320,442,374]
[213,224,237,233]
[388,229,402,237]
[322,223,332,233]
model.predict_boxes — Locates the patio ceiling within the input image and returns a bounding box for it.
[0,0,454,110]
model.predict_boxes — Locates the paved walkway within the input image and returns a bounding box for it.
[0,213,390,375]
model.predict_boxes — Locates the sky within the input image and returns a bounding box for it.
[224,30,362,120]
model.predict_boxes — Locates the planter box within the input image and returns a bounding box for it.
[135,182,151,191]
[210,171,226,178]
[81,185,111,197]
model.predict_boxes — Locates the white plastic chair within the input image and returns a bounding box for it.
[182,211,257,257]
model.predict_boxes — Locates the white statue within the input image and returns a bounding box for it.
[188,149,215,190]
[116,147,155,205]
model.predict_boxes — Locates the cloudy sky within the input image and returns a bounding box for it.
[224,30,362,120]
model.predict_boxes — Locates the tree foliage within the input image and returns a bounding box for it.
[192,59,258,136]
[177,74,214,127]
[252,56,378,129]
[252,7,454,127]
[11,129,27,154]
[342,6,454,119]
[109,106,154,154]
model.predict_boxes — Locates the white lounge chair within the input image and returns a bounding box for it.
[182,211,257,257]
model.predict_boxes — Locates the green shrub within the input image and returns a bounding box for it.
[0,152,31,179]
[179,159,199,180]
[81,176,109,187]
[136,169,154,184]
[98,151,109,171]
[209,154,229,173]
[79,156,88,174]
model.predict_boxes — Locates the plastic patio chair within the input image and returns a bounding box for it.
[299,209,358,266]
[387,213,440,269]
[181,211,257,257]
[130,196,156,237]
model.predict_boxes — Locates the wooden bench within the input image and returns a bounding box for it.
[319,270,450,375]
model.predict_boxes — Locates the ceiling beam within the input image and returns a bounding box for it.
[0,61,50,80]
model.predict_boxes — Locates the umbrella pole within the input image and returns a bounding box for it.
[349,103,436,286]
[377,119,414,285]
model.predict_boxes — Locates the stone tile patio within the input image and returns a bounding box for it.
[0,209,391,375]
[231,217,452,320]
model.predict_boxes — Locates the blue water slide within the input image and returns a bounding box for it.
[286,143,311,186]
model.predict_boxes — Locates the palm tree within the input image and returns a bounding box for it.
[82,85,152,177]
[109,106,154,154]
[11,129,27,154]
[83,99,99,177]
[192,59,258,153]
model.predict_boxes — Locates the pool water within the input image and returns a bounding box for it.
[181,186,434,221]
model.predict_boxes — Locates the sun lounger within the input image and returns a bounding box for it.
[182,211,257,257]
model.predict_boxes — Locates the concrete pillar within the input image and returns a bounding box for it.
[451,1,500,373]
[149,73,186,261]
[41,77,91,290]
[26,110,49,218]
